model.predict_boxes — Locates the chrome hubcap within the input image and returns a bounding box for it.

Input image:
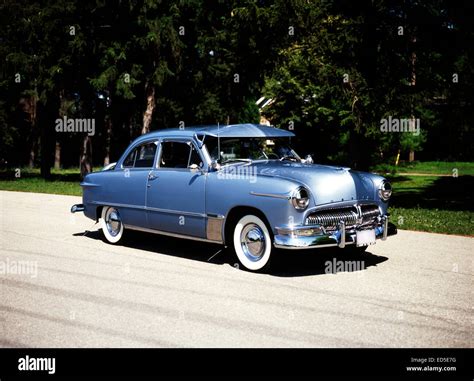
[240,223,266,261]
[105,208,121,237]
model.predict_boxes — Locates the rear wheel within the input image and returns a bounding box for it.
[232,214,272,272]
[100,206,124,244]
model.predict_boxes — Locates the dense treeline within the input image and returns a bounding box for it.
[1,0,472,177]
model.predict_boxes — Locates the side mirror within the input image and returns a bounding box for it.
[189,163,204,173]
[210,160,221,171]
[303,154,314,164]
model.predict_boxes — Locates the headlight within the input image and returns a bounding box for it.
[378,180,392,201]
[291,186,310,210]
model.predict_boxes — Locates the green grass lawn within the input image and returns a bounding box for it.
[0,167,92,196]
[387,173,473,236]
[389,207,473,236]
[0,176,82,196]
[1,164,473,236]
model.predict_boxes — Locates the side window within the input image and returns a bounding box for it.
[122,142,157,168]
[122,149,136,168]
[159,141,203,169]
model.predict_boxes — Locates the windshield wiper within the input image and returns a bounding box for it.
[221,158,253,165]
[279,155,299,162]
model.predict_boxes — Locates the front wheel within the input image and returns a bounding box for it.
[100,206,124,244]
[232,215,272,272]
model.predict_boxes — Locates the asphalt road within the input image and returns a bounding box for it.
[0,190,472,347]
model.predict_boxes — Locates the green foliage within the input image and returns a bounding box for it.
[261,0,474,167]
[0,0,473,171]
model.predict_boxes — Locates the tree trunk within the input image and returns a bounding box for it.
[54,141,61,170]
[38,99,56,179]
[54,88,66,170]
[409,34,417,162]
[28,142,37,168]
[40,133,51,179]
[103,115,112,166]
[27,94,38,168]
[80,135,93,179]
[141,83,155,135]
[410,36,417,87]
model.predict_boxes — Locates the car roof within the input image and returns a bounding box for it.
[134,123,295,144]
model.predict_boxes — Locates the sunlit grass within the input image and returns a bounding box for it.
[389,207,473,236]
[0,177,82,196]
[0,167,95,196]
[372,161,474,176]
[1,165,473,235]
[388,173,473,236]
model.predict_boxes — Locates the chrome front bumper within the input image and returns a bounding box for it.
[274,216,397,249]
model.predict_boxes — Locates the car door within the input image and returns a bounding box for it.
[146,139,207,238]
[104,140,158,228]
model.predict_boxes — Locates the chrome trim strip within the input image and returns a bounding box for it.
[146,206,206,218]
[306,200,379,214]
[207,213,225,219]
[275,224,325,235]
[274,241,357,250]
[90,201,206,218]
[249,191,290,199]
[274,235,394,250]
[91,201,145,210]
[80,182,101,188]
[123,224,223,244]
[382,216,388,241]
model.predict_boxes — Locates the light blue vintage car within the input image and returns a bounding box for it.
[71,123,397,272]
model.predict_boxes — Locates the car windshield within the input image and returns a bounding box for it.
[204,137,302,164]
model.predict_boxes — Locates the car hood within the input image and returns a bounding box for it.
[249,161,381,206]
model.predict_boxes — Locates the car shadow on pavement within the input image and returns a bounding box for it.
[74,229,388,277]
[270,248,388,277]
[73,229,227,264]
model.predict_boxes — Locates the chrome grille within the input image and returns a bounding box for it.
[360,204,380,222]
[306,207,358,227]
[305,204,381,230]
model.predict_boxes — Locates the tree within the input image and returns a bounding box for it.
[1,0,472,176]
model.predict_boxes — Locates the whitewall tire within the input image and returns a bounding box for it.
[232,215,272,272]
[100,206,124,244]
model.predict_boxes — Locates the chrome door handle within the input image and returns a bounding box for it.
[148,172,158,180]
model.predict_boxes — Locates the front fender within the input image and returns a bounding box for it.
[206,171,306,235]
